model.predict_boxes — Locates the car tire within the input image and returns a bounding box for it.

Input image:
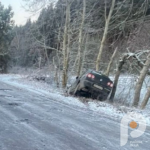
[97,94,107,101]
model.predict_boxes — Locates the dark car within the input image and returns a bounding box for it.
[68,69,113,101]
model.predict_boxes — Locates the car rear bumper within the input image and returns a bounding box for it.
[80,80,111,95]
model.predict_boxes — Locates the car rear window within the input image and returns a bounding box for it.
[91,71,112,85]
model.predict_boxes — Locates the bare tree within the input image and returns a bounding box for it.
[54,28,61,87]
[109,54,127,102]
[80,33,89,74]
[109,51,150,102]
[105,47,118,76]
[62,0,71,88]
[76,0,86,76]
[141,86,150,109]
[96,0,116,71]
[132,52,150,107]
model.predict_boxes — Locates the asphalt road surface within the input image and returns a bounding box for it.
[0,81,149,150]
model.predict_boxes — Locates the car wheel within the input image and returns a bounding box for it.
[97,94,107,101]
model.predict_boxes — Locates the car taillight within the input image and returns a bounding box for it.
[87,73,95,79]
[107,82,111,86]
[91,75,95,79]
[107,82,113,88]
[110,83,113,87]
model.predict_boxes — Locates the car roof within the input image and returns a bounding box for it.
[86,69,110,78]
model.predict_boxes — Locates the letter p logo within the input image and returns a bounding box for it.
[120,112,146,146]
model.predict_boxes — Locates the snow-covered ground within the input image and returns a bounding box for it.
[0,73,149,126]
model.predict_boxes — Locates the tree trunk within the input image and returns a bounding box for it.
[132,53,150,107]
[44,39,51,72]
[62,1,70,88]
[109,54,127,102]
[65,6,71,86]
[38,56,42,69]
[53,28,61,87]
[53,57,59,87]
[56,28,61,87]
[105,47,118,76]
[77,0,86,76]
[80,33,88,75]
[140,86,150,109]
[96,0,116,71]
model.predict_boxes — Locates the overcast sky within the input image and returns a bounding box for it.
[0,0,37,25]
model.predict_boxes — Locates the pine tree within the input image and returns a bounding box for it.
[0,2,14,72]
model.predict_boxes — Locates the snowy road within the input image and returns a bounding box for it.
[0,80,149,150]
